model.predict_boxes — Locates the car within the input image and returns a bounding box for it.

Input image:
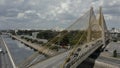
[77,48,81,52]
[105,49,108,52]
[66,58,70,62]
[92,44,95,46]
[85,45,88,48]
[0,48,3,53]
[74,53,78,57]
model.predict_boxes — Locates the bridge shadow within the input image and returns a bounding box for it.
[77,46,103,68]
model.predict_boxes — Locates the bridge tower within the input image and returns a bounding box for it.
[99,7,109,46]
[87,7,93,43]
[87,7,102,43]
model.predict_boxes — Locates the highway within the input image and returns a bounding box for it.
[0,51,2,68]
[97,56,120,67]
[0,36,15,68]
[0,36,12,68]
[30,50,70,68]
[76,56,120,68]
[31,51,120,68]
[30,39,103,68]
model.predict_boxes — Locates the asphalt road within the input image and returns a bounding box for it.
[0,36,14,68]
[30,42,94,68]
[97,56,120,67]
[30,40,120,68]
[105,42,120,53]
[30,50,70,68]
[77,56,120,68]
[0,53,2,68]
[30,39,101,68]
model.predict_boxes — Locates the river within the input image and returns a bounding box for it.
[2,35,46,67]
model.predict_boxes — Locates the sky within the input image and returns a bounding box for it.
[0,0,120,30]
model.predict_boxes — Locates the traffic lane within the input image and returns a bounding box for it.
[3,53,13,68]
[31,42,94,68]
[0,42,3,68]
[0,37,13,68]
[44,55,66,68]
[31,40,102,68]
[0,53,2,68]
[1,52,7,68]
[105,42,120,53]
[0,40,6,68]
[97,56,120,67]
[30,51,70,68]
[0,49,13,68]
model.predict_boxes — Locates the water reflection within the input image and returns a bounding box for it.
[2,35,34,65]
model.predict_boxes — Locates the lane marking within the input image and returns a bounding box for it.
[1,36,16,68]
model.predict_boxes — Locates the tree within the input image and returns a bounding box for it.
[36,30,59,40]
[60,36,69,46]
[113,50,117,57]
[49,46,59,51]
[0,32,2,35]
[10,30,16,35]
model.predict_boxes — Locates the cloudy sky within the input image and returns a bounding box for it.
[0,0,120,30]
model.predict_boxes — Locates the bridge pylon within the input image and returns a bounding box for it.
[98,7,109,46]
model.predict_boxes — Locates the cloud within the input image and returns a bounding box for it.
[25,10,36,14]
[0,0,120,30]
[104,14,112,20]
[0,0,5,5]
[17,13,25,18]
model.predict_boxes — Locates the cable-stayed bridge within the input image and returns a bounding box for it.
[1,7,110,68]
[27,7,110,68]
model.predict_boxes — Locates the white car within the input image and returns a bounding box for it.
[0,48,3,53]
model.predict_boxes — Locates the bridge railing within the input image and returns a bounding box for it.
[64,38,103,68]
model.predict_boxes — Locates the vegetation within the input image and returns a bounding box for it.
[10,30,16,35]
[113,37,117,42]
[20,36,44,44]
[113,50,117,57]
[36,30,59,40]
[49,46,59,51]
[54,30,87,46]
[39,30,88,50]
[16,30,32,36]
[0,32,2,35]
[19,30,88,50]
[18,30,87,46]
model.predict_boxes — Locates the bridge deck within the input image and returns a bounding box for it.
[30,38,104,68]
[69,39,103,68]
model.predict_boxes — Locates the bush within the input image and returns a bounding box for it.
[113,50,117,57]
[21,36,24,39]
[49,46,59,51]
[37,41,43,44]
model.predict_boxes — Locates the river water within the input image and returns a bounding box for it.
[2,35,46,66]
